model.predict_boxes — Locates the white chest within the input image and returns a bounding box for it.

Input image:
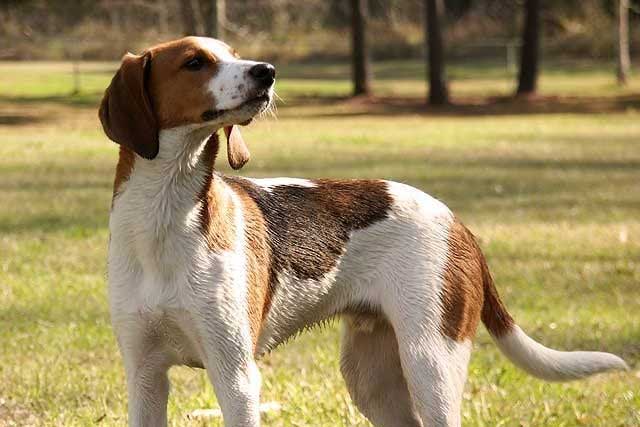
[106,143,215,361]
[107,189,206,358]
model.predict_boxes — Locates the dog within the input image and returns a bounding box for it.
[99,37,628,427]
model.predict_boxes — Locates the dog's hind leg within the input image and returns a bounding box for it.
[394,325,471,427]
[340,315,423,427]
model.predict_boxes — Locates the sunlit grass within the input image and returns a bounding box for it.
[0,60,638,426]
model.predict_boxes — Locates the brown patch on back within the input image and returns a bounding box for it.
[440,218,513,341]
[147,37,220,129]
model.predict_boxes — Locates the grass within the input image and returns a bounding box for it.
[0,58,639,427]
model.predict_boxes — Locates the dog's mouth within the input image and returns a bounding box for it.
[201,93,271,125]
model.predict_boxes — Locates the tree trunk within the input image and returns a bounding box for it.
[180,0,204,36]
[160,0,172,35]
[516,0,540,96]
[202,0,225,39]
[617,0,631,85]
[425,0,449,105]
[350,0,372,96]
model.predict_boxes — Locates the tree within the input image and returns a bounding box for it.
[617,0,631,85]
[350,0,372,96]
[516,0,541,96]
[180,0,204,36]
[425,0,449,105]
[202,0,225,39]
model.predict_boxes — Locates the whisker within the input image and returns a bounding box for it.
[267,101,278,119]
[261,97,278,120]
[269,92,280,118]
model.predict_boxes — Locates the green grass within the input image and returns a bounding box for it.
[0,59,639,426]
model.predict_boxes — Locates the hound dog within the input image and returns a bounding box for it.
[99,37,627,427]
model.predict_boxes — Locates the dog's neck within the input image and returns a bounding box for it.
[154,126,218,175]
[117,127,222,235]
[126,126,220,189]
[111,128,224,277]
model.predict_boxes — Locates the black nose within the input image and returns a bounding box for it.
[249,63,276,86]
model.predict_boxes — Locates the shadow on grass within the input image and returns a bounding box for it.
[0,213,109,235]
[0,92,103,109]
[0,302,109,332]
[277,59,618,81]
[1,92,639,121]
[0,113,49,125]
[278,94,640,118]
[248,152,640,176]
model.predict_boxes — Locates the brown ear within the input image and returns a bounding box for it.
[99,52,159,160]
[224,125,250,170]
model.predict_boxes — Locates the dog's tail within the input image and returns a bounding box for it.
[480,256,628,381]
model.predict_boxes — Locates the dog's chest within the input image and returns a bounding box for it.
[130,304,205,368]
[108,179,211,365]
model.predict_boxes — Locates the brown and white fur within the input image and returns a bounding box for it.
[99,37,628,427]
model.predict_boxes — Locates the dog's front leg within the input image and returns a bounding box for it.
[195,306,261,427]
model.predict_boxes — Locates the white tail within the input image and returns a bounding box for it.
[493,326,628,381]
[472,223,628,382]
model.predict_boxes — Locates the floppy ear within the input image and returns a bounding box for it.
[99,52,159,160]
[224,125,250,170]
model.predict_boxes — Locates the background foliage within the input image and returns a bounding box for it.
[1,0,639,61]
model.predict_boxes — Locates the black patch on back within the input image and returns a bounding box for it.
[223,176,392,281]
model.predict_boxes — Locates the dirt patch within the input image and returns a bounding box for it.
[0,397,38,427]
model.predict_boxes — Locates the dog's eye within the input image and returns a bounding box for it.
[184,57,205,71]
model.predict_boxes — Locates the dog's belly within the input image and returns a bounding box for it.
[255,268,347,355]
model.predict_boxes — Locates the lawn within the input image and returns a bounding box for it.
[0,59,639,427]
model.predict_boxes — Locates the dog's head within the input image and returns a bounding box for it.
[99,36,275,169]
